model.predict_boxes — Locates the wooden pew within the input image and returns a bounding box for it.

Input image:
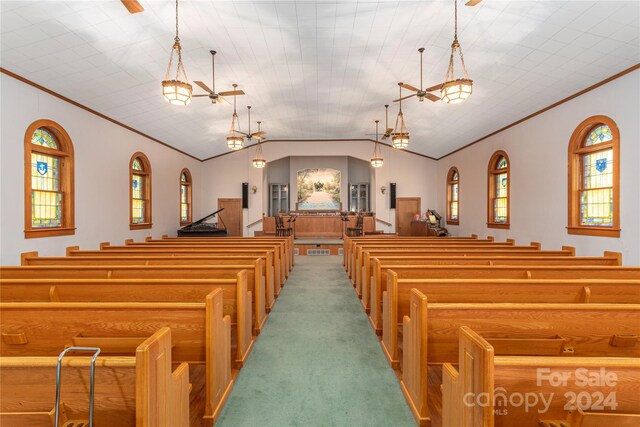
[342,234,482,267]
[118,240,290,282]
[354,244,576,290]
[21,251,277,310]
[65,245,285,292]
[346,237,503,279]
[0,290,235,424]
[2,264,267,335]
[0,327,189,427]
[155,234,295,270]
[397,292,640,425]
[128,239,291,278]
[442,326,640,427]
[0,277,252,365]
[367,258,632,330]
[383,271,640,366]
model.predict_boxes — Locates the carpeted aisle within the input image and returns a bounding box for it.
[216,255,415,427]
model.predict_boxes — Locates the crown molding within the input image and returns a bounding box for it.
[437,63,640,160]
[0,67,200,161]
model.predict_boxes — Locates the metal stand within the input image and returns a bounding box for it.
[55,347,101,427]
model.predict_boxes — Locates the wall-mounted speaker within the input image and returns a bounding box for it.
[242,182,249,209]
[390,183,397,209]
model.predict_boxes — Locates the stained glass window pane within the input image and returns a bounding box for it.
[580,148,613,226]
[495,173,508,198]
[32,191,62,227]
[31,129,58,149]
[132,158,143,171]
[132,199,145,224]
[450,201,458,220]
[497,157,507,169]
[451,183,459,202]
[32,153,60,192]
[132,174,143,200]
[452,171,458,181]
[181,172,188,182]
[494,198,508,223]
[584,125,612,147]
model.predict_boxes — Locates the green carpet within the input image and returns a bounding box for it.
[216,255,415,427]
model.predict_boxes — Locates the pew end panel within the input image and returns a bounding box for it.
[442,326,495,427]
[399,289,430,426]
[204,289,234,424]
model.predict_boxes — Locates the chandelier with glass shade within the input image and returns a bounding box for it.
[252,122,266,168]
[370,120,384,168]
[441,0,473,104]
[226,84,244,150]
[391,83,410,149]
[161,0,192,106]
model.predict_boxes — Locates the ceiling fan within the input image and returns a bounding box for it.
[365,105,394,140]
[193,50,245,104]
[121,0,144,14]
[239,106,267,141]
[393,48,442,104]
[465,0,483,6]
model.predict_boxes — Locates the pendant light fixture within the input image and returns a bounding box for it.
[391,83,410,149]
[441,0,473,104]
[226,84,244,150]
[370,120,384,168]
[161,0,192,106]
[252,121,266,169]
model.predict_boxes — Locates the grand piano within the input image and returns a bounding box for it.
[177,208,228,237]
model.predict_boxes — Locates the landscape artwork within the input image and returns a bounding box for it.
[297,168,341,210]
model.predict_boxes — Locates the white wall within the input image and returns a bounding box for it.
[0,74,201,265]
[437,70,640,266]
[199,140,439,235]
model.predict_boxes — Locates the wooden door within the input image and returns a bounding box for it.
[395,197,421,236]
[218,198,243,236]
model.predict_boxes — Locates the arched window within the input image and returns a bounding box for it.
[180,168,192,225]
[487,151,510,229]
[568,116,620,237]
[130,152,152,229]
[24,120,75,238]
[446,167,459,225]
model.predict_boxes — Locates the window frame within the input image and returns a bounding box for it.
[24,119,75,239]
[567,115,620,238]
[179,168,192,225]
[487,150,510,229]
[129,152,152,230]
[446,167,460,225]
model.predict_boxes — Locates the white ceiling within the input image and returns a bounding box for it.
[1,1,639,159]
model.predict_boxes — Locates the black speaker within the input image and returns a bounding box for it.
[390,183,396,209]
[242,182,249,209]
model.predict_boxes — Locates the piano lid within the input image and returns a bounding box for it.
[179,208,226,231]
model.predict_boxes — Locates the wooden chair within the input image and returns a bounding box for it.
[275,216,292,237]
[346,215,363,237]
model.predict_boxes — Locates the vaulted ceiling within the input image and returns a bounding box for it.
[1,1,639,159]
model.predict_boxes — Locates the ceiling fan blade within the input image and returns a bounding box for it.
[253,135,265,141]
[192,94,211,97]
[121,0,144,14]
[400,83,419,92]
[219,90,245,96]
[425,83,444,92]
[465,0,483,6]
[393,94,417,102]
[385,128,394,134]
[252,131,266,136]
[194,81,213,93]
[425,93,441,102]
